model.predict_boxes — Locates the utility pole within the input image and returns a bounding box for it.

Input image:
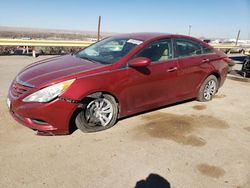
[97,16,101,41]
[235,30,240,46]
[188,25,192,36]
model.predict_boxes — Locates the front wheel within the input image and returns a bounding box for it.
[197,75,218,102]
[76,94,118,133]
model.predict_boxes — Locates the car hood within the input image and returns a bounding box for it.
[17,55,105,87]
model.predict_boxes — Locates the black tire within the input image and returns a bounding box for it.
[197,75,218,102]
[75,94,118,133]
[241,57,250,78]
[242,57,250,70]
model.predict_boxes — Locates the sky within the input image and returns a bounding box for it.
[0,0,249,39]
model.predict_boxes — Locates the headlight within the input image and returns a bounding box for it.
[23,79,75,102]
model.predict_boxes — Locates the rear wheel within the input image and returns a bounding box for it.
[76,94,118,133]
[197,75,218,102]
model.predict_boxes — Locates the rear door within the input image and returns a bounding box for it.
[173,38,211,99]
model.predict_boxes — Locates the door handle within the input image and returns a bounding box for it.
[202,59,210,63]
[167,67,178,72]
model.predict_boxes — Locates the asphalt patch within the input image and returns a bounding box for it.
[197,163,225,178]
[192,104,207,110]
[244,127,250,132]
[133,112,229,146]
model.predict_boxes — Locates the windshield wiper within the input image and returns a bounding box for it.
[79,56,98,64]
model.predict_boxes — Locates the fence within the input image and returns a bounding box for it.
[0,38,249,57]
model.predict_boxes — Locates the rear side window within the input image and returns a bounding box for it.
[202,45,214,54]
[134,39,173,62]
[175,39,203,58]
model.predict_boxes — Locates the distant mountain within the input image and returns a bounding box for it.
[0,26,115,40]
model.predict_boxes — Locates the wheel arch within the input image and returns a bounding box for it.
[210,71,221,87]
[68,91,120,134]
[81,91,119,104]
[196,72,221,97]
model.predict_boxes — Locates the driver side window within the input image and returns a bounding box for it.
[134,39,173,62]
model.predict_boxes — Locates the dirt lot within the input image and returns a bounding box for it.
[0,56,250,188]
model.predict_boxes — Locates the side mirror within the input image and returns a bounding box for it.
[129,57,151,68]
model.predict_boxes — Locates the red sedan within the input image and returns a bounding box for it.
[7,33,229,135]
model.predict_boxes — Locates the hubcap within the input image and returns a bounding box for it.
[203,80,216,100]
[85,98,113,126]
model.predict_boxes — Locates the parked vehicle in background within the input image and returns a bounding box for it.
[7,33,229,135]
[242,56,250,78]
[9,46,32,55]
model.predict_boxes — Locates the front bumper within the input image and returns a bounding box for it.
[7,93,78,135]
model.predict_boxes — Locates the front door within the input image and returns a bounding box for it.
[125,39,179,113]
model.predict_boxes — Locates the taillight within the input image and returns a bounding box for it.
[222,57,230,64]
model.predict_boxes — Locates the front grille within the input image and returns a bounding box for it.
[11,81,30,98]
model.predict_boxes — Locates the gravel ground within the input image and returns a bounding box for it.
[0,56,250,188]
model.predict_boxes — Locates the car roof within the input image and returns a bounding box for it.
[112,32,200,42]
[112,32,170,41]
[110,32,210,47]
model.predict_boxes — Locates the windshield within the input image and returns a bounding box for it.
[76,37,143,64]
